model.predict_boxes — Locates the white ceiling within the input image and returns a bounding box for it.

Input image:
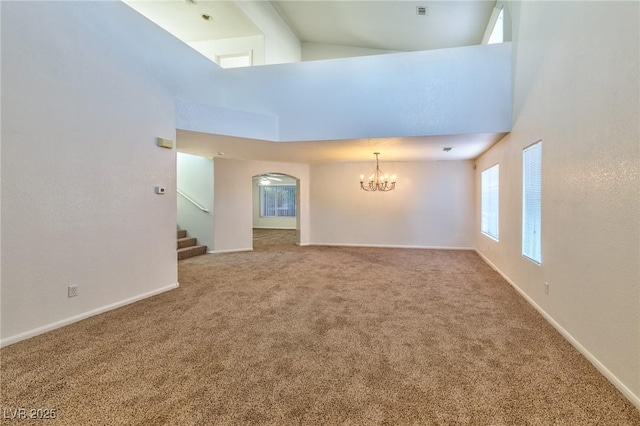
[123,0,262,42]
[177,130,507,163]
[124,0,495,54]
[272,1,495,52]
[125,0,505,162]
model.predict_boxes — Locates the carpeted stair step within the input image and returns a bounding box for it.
[177,229,207,259]
[178,245,207,260]
[177,237,197,249]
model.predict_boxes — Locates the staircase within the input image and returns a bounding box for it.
[177,229,207,260]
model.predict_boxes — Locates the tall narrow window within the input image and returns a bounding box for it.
[522,141,542,264]
[488,7,504,44]
[481,164,500,240]
[260,185,296,217]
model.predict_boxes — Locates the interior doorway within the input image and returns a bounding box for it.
[252,172,299,250]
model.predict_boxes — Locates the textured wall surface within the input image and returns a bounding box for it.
[220,43,512,141]
[311,161,475,249]
[1,2,178,343]
[475,1,639,405]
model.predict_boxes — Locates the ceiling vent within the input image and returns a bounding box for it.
[416,6,428,16]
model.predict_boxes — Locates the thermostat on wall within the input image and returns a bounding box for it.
[154,186,166,195]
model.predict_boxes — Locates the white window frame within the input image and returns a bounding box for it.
[482,6,505,45]
[522,141,542,264]
[216,51,253,69]
[481,164,500,241]
[488,7,504,44]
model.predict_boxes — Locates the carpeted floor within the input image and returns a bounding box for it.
[1,238,639,425]
[253,228,297,249]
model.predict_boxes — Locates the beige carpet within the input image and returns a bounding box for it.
[253,228,297,249]
[2,239,639,425]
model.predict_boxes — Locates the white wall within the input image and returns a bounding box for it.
[189,35,265,67]
[1,2,178,344]
[177,153,214,250]
[311,161,474,248]
[475,1,639,407]
[213,159,310,252]
[233,0,301,65]
[302,42,399,62]
[175,101,279,141]
[172,36,510,146]
[252,176,297,229]
[221,43,512,141]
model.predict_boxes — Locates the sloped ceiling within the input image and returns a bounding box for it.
[272,1,495,52]
[124,0,496,58]
[123,0,263,42]
[121,0,506,161]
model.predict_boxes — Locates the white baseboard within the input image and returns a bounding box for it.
[475,249,640,411]
[309,243,474,250]
[209,248,253,254]
[0,282,180,348]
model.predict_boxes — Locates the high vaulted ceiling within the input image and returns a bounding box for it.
[123,0,505,162]
[124,0,496,59]
[124,0,263,42]
[272,1,494,52]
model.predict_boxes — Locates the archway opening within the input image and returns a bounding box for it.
[251,172,299,250]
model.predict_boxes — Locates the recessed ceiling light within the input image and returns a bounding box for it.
[443,147,453,152]
[201,14,213,21]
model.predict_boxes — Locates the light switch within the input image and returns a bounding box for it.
[154,186,166,195]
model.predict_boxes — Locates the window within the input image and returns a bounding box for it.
[488,7,504,44]
[260,185,296,217]
[217,51,252,69]
[481,164,500,240]
[522,141,542,264]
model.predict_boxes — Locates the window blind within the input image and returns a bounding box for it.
[481,164,499,240]
[260,185,296,217]
[522,141,542,263]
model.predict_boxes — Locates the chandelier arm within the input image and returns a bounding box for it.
[360,182,373,191]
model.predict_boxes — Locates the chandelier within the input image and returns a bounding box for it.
[360,152,396,192]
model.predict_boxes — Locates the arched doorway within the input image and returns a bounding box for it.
[251,173,299,250]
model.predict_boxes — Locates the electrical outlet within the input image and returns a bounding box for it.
[68,285,78,298]
[544,282,549,295]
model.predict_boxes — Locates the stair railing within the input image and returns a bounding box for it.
[177,189,210,213]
